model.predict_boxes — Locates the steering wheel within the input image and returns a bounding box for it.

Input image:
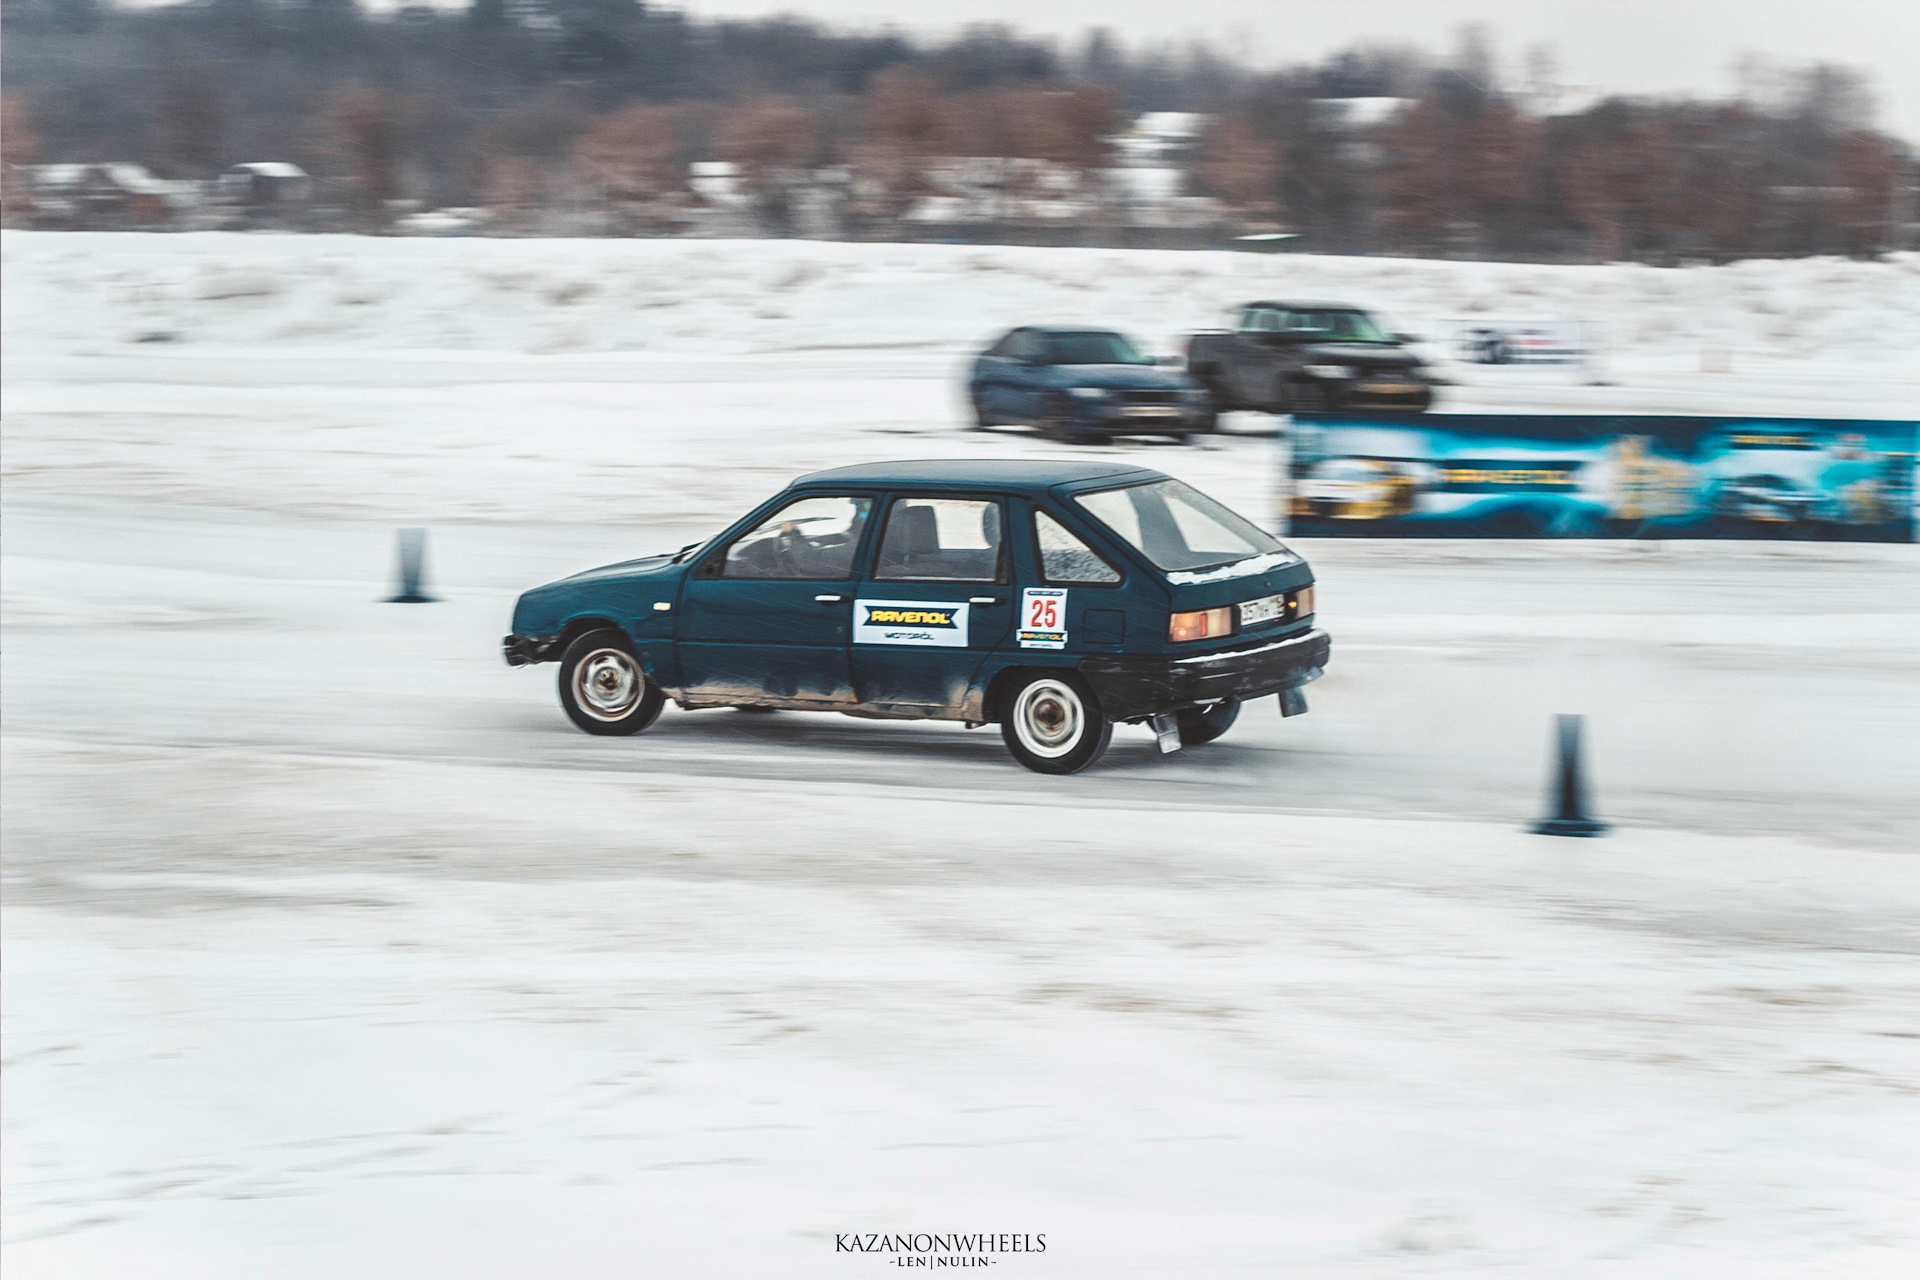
[775,523,806,572]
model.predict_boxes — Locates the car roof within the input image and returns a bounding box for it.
[1243,300,1371,311]
[1016,324,1126,335]
[791,458,1163,492]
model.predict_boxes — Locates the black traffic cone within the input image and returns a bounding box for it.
[385,527,438,603]
[1532,713,1607,837]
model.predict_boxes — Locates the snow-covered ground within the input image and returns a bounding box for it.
[4,233,1918,1277]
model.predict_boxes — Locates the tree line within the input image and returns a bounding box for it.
[2,0,1911,259]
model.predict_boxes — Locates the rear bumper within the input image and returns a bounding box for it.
[1078,627,1331,722]
[502,633,561,667]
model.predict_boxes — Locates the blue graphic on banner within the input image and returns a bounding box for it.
[1285,415,1916,541]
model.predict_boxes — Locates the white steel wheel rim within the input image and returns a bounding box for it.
[573,648,641,720]
[1012,679,1085,758]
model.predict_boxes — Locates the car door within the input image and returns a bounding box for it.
[1229,307,1284,405]
[1021,502,1133,659]
[998,329,1047,420]
[851,493,1016,714]
[975,329,1028,420]
[676,492,874,707]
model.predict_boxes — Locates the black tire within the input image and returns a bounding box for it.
[999,671,1112,774]
[1194,368,1234,412]
[969,388,995,429]
[1039,394,1079,443]
[557,628,664,736]
[1175,698,1241,746]
[1190,404,1220,434]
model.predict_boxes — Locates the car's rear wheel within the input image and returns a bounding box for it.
[1000,672,1112,774]
[1175,698,1241,745]
[558,628,664,735]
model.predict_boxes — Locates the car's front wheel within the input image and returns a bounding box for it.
[1175,698,1241,745]
[999,671,1112,774]
[558,628,664,735]
[1285,379,1329,414]
[969,388,996,429]
[1039,394,1096,445]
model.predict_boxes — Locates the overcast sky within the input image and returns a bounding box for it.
[675,0,1920,142]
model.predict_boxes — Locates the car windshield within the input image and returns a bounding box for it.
[1075,479,1288,573]
[1287,310,1389,342]
[1044,332,1153,365]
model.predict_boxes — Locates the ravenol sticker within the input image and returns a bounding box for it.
[1019,587,1068,650]
[853,599,970,648]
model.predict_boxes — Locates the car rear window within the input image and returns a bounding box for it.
[1074,479,1286,574]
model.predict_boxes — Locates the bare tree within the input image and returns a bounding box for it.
[1829,128,1898,255]
[2,94,42,221]
[328,84,400,224]
[571,102,686,229]
[151,62,227,178]
[1195,112,1278,219]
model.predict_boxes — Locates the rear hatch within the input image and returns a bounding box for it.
[1059,473,1318,656]
[1162,555,1317,653]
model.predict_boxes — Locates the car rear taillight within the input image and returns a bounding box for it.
[1168,606,1233,643]
[1293,585,1315,617]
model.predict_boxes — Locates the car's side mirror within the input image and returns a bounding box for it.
[1395,331,1422,343]
[1155,355,1180,366]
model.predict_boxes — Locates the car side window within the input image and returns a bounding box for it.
[713,495,872,580]
[1003,330,1040,362]
[873,497,1004,583]
[1034,510,1121,585]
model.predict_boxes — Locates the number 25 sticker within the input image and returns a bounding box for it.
[1019,588,1068,650]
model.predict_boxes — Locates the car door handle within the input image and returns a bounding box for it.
[814,594,845,604]
[969,596,1003,606]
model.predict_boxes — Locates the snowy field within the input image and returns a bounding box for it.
[4,232,1919,1277]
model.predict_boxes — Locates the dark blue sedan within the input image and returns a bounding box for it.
[968,326,1216,443]
[504,460,1328,774]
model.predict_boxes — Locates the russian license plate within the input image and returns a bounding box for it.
[1122,405,1180,417]
[1360,382,1419,395]
[1238,593,1283,626]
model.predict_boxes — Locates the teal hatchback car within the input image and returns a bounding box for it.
[504,460,1330,773]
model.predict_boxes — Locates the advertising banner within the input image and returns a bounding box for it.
[1285,415,1917,541]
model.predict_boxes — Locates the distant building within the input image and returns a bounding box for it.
[1095,112,1222,230]
[1309,97,1412,131]
[24,163,201,227]
[218,163,313,213]
[688,161,746,209]
[1112,112,1210,167]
